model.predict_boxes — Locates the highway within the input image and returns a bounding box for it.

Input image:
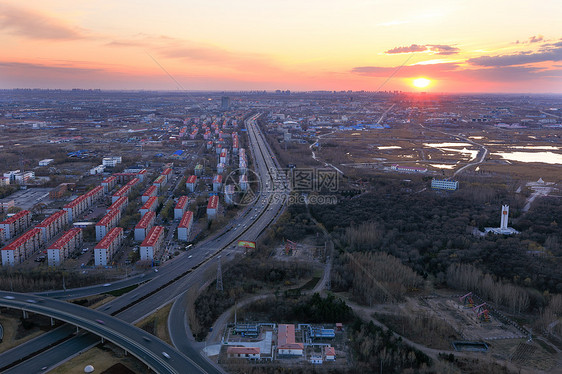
[1,113,288,373]
[36,272,158,299]
[0,292,197,374]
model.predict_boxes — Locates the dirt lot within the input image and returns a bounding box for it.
[372,293,562,373]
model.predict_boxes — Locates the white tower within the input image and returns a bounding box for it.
[500,205,509,230]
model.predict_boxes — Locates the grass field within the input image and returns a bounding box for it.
[0,315,46,354]
[47,346,150,374]
[135,303,173,346]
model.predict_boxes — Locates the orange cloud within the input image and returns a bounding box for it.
[0,4,84,40]
[385,44,460,55]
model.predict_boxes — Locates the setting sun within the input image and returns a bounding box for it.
[413,78,431,88]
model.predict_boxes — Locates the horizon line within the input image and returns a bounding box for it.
[2,88,562,96]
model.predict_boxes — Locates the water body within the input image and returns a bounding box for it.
[494,151,562,164]
[510,146,560,150]
[377,146,401,150]
[431,164,456,169]
[424,142,473,147]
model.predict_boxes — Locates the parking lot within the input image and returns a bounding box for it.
[0,187,53,211]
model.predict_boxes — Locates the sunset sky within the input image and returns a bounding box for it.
[1,1,561,92]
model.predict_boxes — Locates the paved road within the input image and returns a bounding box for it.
[35,272,157,299]
[0,292,194,374]
[168,113,289,359]
[3,332,100,374]
[7,112,287,373]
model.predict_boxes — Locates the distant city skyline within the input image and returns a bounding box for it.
[1,1,561,93]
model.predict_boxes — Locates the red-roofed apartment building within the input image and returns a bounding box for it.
[94,227,123,266]
[140,226,164,261]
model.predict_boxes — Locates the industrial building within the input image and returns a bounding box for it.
[140,226,164,261]
[142,185,158,203]
[0,210,32,240]
[207,195,219,219]
[431,178,459,190]
[177,211,194,241]
[4,170,35,184]
[101,176,117,193]
[134,211,156,241]
[324,346,336,361]
[95,209,122,241]
[227,347,260,360]
[47,228,83,266]
[186,175,197,192]
[36,210,68,242]
[1,228,43,266]
[38,159,54,166]
[140,196,158,217]
[94,227,123,266]
[277,324,304,356]
[89,165,105,175]
[174,196,189,220]
[102,156,122,167]
[391,164,428,173]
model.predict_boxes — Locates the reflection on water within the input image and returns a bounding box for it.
[424,142,473,147]
[431,164,456,169]
[494,151,562,164]
[424,142,479,161]
[378,146,401,150]
[511,146,560,150]
[441,148,479,161]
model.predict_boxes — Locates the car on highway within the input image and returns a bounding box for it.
[102,283,111,287]
[3,296,15,300]
[188,255,193,259]
[162,352,171,359]
[142,336,151,342]
[25,299,37,303]
[95,319,105,324]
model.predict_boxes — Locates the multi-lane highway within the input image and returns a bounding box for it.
[0,113,288,373]
[0,293,199,374]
